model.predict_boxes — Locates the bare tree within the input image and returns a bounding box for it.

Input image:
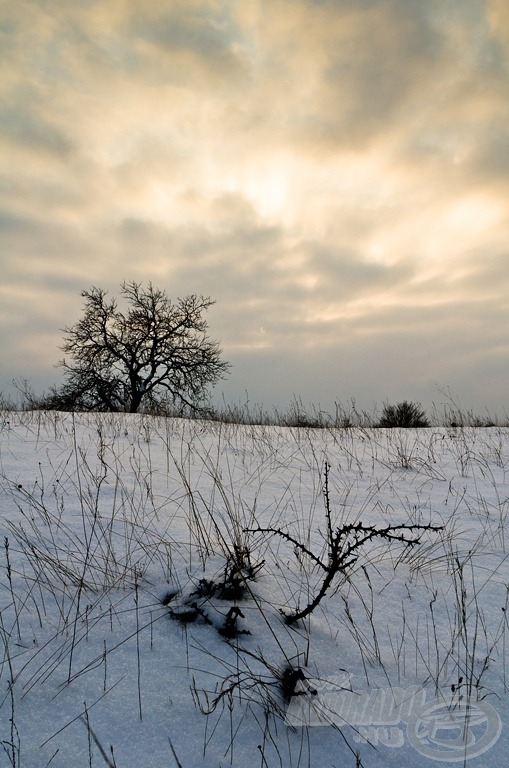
[53,282,229,413]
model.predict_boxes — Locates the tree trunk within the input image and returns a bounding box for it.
[128,393,142,413]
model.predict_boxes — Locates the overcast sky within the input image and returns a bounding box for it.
[2,0,509,417]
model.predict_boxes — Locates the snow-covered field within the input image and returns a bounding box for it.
[1,411,507,767]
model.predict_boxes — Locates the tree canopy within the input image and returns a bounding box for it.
[52,282,229,413]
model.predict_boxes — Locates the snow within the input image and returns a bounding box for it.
[0,411,507,767]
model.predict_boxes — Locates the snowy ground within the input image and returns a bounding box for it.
[0,411,508,767]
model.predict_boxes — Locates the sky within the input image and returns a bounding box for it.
[2,0,509,417]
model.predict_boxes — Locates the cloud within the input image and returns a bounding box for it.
[487,0,509,50]
[467,126,509,183]
[2,0,509,413]
[1,99,73,157]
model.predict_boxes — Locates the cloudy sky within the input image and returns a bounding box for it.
[2,0,509,417]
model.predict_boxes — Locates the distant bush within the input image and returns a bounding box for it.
[378,400,430,428]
